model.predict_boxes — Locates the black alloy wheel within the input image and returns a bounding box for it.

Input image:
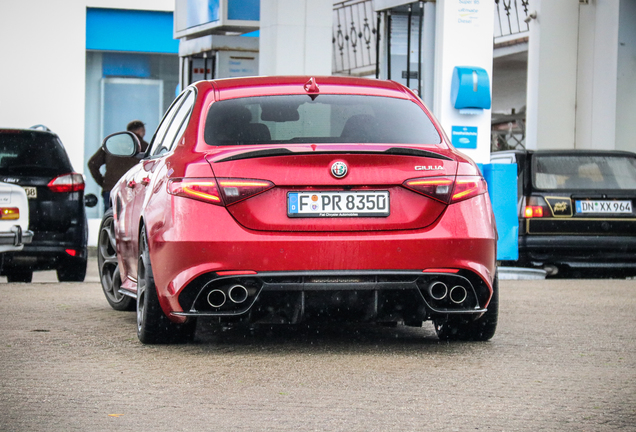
[98,208,134,311]
[433,272,499,342]
[136,226,195,344]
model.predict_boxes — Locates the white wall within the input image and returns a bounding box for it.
[433,0,494,164]
[0,0,174,176]
[492,51,527,115]
[259,0,332,75]
[575,0,620,151]
[525,0,579,150]
[615,0,636,153]
[0,1,87,172]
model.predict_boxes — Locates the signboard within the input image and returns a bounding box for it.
[451,126,478,148]
[174,0,260,38]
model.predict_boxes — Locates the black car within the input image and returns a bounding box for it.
[491,149,636,277]
[0,126,97,282]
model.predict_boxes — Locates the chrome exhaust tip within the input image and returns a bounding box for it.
[228,284,249,304]
[207,289,227,308]
[428,281,448,301]
[449,285,468,304]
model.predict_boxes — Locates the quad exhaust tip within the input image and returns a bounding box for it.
[207,284,250,308]
[426,280,469,304]
[449,285,468,304]
[428,281,448,301]
[207,289,227,308]
[228,284,249,304]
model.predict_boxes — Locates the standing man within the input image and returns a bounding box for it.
[88,120,150,211]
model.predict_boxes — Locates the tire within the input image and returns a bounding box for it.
[57,257,87,282]
[136,226,195,344]
[98,208,135,311]
[433,273,499,342]
[7,269,33,283]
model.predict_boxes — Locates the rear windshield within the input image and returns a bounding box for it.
[0,132,72,176]
[533,155,636,190]
[204,94,441,146]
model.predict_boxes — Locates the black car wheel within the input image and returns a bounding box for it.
[136,226,195,344]
[98,208,134,311]
[433,273,499,342]
[57,257,87,282]
[6,269,33,283]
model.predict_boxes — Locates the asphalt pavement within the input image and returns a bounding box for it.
[0,258,634,431]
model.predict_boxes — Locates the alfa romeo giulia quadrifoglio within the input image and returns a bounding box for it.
[97,76,498,344]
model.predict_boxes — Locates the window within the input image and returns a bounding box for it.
[204,94,441,146]
[0,132,72,175]
[533,155,636,190]
[153,90,196,156]
[148,92,186,157]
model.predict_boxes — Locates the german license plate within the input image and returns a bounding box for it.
[23,186,37,199]
[287,191,390,217]
[575,200,632,214]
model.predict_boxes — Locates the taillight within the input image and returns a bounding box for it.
[524,196,548,218]
[403,177,454,203]
[167,178,274,206]
[216,178,274,205]
[451,176,488,202]
[0,207,19,220]
[403,175,487,203]
[48,173,85,193]
[168,178,223,205]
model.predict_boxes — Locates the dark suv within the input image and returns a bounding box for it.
[0,126,97,282]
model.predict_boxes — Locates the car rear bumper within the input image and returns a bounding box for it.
[2,239,87,271]
[142,194,497,322]
[520,235,636,267]
[171,269,491,324]
[0,226,33,250]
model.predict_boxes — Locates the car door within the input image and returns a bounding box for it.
[124,90,197,283]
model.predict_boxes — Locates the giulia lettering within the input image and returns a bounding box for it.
[415,165,443,171]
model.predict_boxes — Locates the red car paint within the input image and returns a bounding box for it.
[100,76,498,343]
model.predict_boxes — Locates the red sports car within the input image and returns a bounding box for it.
[97,76,498,344]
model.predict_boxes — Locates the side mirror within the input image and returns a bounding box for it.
[84,193,98,208]
[102,131,140,157]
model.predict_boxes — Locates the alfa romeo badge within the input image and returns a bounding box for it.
[331,161,348,178]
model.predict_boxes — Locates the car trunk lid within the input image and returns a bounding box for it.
[205,145,458,232]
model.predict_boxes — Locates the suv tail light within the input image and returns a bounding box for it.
[403,176,487,203]
[524,196,549,218]
[168,178,274,206]
[0,208,19,220]
[48,173,85,193]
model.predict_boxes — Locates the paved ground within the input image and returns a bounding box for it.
[0,259,634,431]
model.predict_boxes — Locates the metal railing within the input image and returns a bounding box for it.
[491,113,526,151]
[332,0,377,76]
[494,0,531,43]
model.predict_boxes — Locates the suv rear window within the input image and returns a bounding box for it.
[204,94,441,146]
[0,131,73,176]
[534,154,636,190]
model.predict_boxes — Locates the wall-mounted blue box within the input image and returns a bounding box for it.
[450,66,491,113]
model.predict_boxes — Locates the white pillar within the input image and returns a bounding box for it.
[616,0,636,152]
[525,0,579,150]
[432,0,494,164]
[259,0,332,76]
